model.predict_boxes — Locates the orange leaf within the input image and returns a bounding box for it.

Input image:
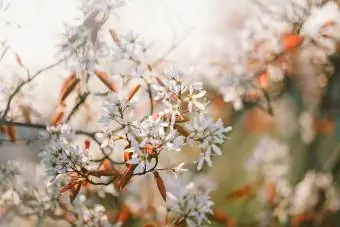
[103,159,112,171]
[83,140,90,150]
[59,74,79,104]
[95,70,117,92]
[6,125,16,143]
[69,182,82,203]
[127,84,141,101]
[257,71,269,89]
[227,184,254,200]
[116,166,134,191]
[283,34,304,50]
[315,116,334,135]
[114,205,130,224]
[153,171,167,202]
[50,111,64,125]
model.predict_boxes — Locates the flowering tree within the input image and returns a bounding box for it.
[1,0,340,226]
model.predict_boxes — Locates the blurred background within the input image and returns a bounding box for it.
[1,0,340,226]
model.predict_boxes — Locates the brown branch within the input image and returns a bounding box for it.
[1,59,63,119]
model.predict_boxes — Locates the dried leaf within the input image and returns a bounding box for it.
[83,140,90,150]
[227,184,254,200]
[153,171,167,202]
[59,74,79,104]
[114,205,130,224]
[283,34,304,50]
[50,111,64,125]
[127,84,141,101]
[117,166,134,191]
[95,70,117,92]
[257,71,269,89]
[69,182,82,203]
[103,159,112,170]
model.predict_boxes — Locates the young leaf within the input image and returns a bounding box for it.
[59,74,79,104]
[153,171,166,202]
[95,70,117,92]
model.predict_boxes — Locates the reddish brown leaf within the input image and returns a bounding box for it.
[95,70,117,92]
[6,125,16,143]
[153,171,167,202]
[114,205,130,224]
[83,140,90,150]
[227,184,255,201]
[283,34,304,51]
[69,182,82,203]
[257,71,269,89]
[50,111,64,125]
[127,84,141,101]
[59,74,79,104]
[103,159,112,170]
[175,115,190,123]
[174,124,190,137]
[116,166,134,191]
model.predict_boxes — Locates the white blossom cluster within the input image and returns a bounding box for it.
[245,136,291,187]
[245,137,340,224]
[97,66,231,173]
[289,170,340,215]
[39,124,90,177]
[0,160,62,217]
[71,195,119,227]
[166,179,214,227]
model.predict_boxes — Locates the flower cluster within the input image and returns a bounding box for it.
[39,124,90,177]
[166,178,214,227]
[0,160,62,217]
[96,66,231,174]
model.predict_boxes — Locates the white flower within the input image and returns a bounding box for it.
[167,180,214,227]
[186,114,231,170]
[183,84,207,112]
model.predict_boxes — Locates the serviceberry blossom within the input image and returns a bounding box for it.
[289,170,340,215]
[167,180,214,227]
[186,114,232,170]
[245,136,290,185]
[0,160,62,217]
[96,66,231,174]
[40,124,90,177]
